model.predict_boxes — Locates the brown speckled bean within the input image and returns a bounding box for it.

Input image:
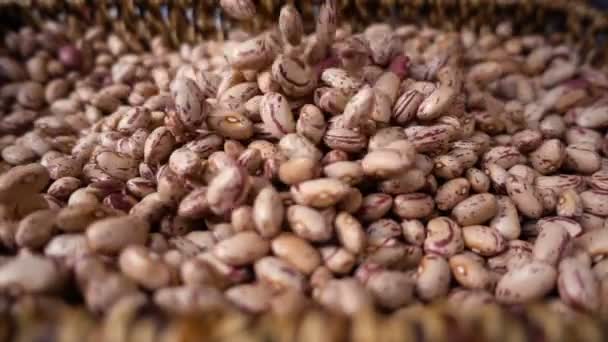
[558,257,600,313]
[279,133,322,161]
[529,139,565,175]
[482,146,526,171]
[490,196,521,240]
[580,190,608,216]
[416,254,451,301]
[154,286,226,314]
[538,217,583,238]
[466,168,491,193]
[488,240,534,273]
[334,212,366,254]
[462,225,506,257]
[379,169,426,195]
[424,216,464,257]
[44,233,90,262]
[287,204,332,242]
[366,218,401,248]
[207,166,250,216]
[278,157,318,185]
[272,55,316,98]
[226,283,273,313]
[362,149,412,178]
[393,90,424,125]
[417,85,456,121]
[47,176,81,201]
[485,163,508,194]
[279,4,303,45]
[321,68,362,94]
[533,221,570,265]
[579,213,605,232]
[323,126,368,153]
[316,278,372,315]
[368,127,407,151]
[226,37,272,71]
[213,231,270,266]
[255,256,306,291]
[405,124,454,154]
[253,186,284,238]
[230,205,255,232]
[495,260,556,304]
[271,233,321,274]
[340,85,374,128]
[291,178,349,208]
[505,174,544,219]
[556,189,583,218]
[365,269,415,309]
[401,219,426,246]
[565,143,601,174]
[0,253,64,294]
[449,252,495,290]
[393,193,435,219]
[16,209,58,249]
[320,246,356,274]
[314,87,348,116]
[144,126,175,166]
[451,193,497,226]
[86,216,149,254]
[259,92,296,138]
[508,164,538,185]
[357,193,393,222]
[118,245,172,290]
[296,104,326,144]
[435,177,470,211]
[322,161,363,186]
[0,163,49,202]
[576,229,608,258]
[207,109,254,140]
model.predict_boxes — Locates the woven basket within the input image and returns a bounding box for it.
[1,1,607,57]
[1,1,608,341]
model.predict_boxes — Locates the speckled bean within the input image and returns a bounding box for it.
[86,216,149,254]
[424,217,464,257]
[462,225,506,256]
[213,231,270,266]
[451,193,497,226]
[495,261,556,304]
[557,257,600,313]
[393,193,435,219]
[416,254,451,301]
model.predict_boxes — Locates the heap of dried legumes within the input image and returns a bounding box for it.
[0,0,608,318]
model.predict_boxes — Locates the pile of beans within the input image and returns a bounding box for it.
[0,0,608,317]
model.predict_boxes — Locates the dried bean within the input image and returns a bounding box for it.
[424,217,464,257]
[462,225,506,256]
[495,261,557,304]
[416,255,451,301]
[86,216,149,254]
[451,193,497,226]
[557,257,600,313]
[393,193,435,219]
[214,231,270,266]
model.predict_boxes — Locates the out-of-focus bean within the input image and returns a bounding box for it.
[416,254,451,301]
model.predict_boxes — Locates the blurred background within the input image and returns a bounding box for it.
[592,0,608,9]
